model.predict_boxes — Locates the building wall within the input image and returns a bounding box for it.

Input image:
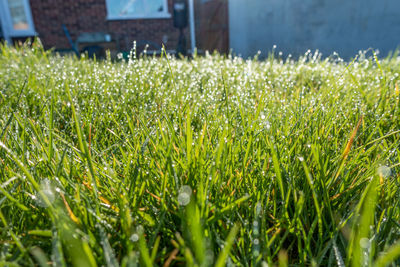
[29,0,187,51]
[229,0,400,58]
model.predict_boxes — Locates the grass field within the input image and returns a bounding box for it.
[1,41,400,266]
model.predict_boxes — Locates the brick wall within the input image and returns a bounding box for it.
[29,0,189,52]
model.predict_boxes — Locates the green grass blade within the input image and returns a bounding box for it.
[215,223,240,267]
[373,241,400,267]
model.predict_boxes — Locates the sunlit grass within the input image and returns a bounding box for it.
[0,41,400,266]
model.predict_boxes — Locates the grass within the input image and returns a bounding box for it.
[0,40,400,266]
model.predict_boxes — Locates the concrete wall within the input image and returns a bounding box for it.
[229,0,400,58]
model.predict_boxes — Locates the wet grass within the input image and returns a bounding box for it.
[1,41,400,266]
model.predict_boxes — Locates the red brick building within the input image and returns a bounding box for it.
[0,0,228,54]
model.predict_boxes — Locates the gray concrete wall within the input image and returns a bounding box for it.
[229,0,400,58]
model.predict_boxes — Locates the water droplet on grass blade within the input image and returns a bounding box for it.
[130,233,139,242]
[377,166,391,178]
[178,185,192,206]
[36,179,55,207]
[360,237,370,249]
[136,225,144,234]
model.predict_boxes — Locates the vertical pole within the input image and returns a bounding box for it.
[0,0,12,44]
[188,0,196,53]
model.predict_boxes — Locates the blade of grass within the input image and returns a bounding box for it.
[215,222,240,267]
[373,241,400,267]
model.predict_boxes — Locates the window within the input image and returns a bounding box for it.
[0,0,35,42]
[7,0,30,30]
[106,0,171,20]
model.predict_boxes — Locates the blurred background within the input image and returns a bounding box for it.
[0,0,399,58]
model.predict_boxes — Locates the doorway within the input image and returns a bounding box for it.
[194,0,229,54]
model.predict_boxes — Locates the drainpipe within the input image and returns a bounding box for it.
[0,24,11,44]
[188,0,196,53]
[0,1,11,44]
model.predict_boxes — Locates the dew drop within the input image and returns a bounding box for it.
[36,178,55,207]
[130,234,139,242]
[178,185,192,206]
[377,166,391,178]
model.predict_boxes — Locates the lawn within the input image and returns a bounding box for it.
[1,41,400,266]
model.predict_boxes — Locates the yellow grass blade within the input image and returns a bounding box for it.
[342,116,363,160]
[60,193,79,224]
[334,116,363,181]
